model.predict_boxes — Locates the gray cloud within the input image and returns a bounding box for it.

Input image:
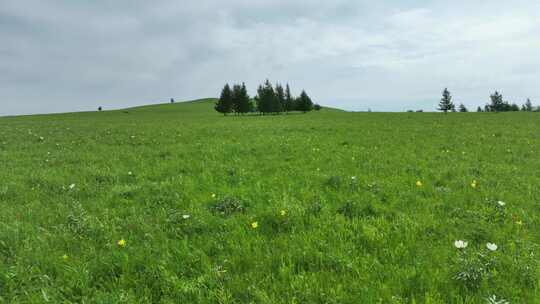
[1,0,539,115]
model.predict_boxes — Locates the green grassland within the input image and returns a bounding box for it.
[0,99,539,303]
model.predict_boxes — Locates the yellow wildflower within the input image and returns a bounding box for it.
[251,222,258,229]
[416,181,423,187]
[117,239,126,247]
[280,210,287,216]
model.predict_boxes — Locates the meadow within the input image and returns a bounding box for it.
[0,99,538,303]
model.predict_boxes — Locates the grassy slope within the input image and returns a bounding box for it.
[0,100,539,303]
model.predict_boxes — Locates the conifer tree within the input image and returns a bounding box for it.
[489,91,505,112]
[239,82,252,114]
[215,84,233,115]
[256,80,276,114]
[477,106,483,112]
[297,90,314,113]
[231,84,242,115]
[438,88,455,113]
[275,83,286,114]
[458,103,468,112]
[284,84,295,112]
[231,82,251,115]
[524,98,533,111]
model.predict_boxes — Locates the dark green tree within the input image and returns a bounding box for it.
[231,84,242,115]
[477,106,483,112]
[215,84,234,115]
[438,88,455,113]
[297,90,314,113]
[313,104,322,111]
[231,83,251,115]
[256,80,277,114]
[510,103,520,111]
[458,103,468,112]
[489,91,505,112]
[524,98,533,111]
[239,83,252,114]
[275,83,286,114]
[284,84,295,112]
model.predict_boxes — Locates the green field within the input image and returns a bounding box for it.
[0,99,539,303]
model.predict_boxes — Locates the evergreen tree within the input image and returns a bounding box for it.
[170,98,175,103]
[215,84,233,115]
[297,90,314,113]
[231,83,252,115]
[256,80,277,114]
[313,104,322,111]
[524,98,533,111]
[231,84,242,115]
[275,83,286,114]
[510,103,520,111]
[458,103,468,112]
[489,91,505,112]
[477,106,483,112]
[239,83,252,114]
[438,88,455,113]
[284,84,295,112]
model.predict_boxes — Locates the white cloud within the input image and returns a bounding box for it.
[1,0,539,114]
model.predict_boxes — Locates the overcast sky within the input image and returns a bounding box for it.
[1,0,539,115]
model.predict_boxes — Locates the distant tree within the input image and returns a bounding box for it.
[240,83,252,114]
[256,80,277,114]
[458,103,468,112]
[231,82,252,115]
[170,98,175,103]
[296,90,314,113]
[275,83,286,114]
[524,98,533,111]
[314,104,322,111]
[477,106,483,112]
[416,109,424,112]
[215,84,234,115]
[284,84,295,112]
[484,104,491,112]
[98,106,102,111]
[489,91,506,112]
[510,103,520,111]
[438,88,455,113]
[231,84,242,115]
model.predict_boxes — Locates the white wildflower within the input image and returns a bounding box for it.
[454,240,468,249]
[486,243,498,251]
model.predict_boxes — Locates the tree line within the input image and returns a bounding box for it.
[215,80,320,115]
[438,88,537,113]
